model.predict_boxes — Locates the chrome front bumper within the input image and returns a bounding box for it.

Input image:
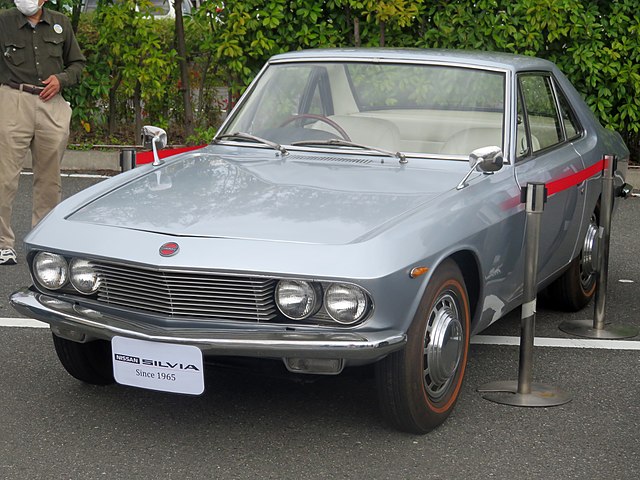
[10,288,406,361]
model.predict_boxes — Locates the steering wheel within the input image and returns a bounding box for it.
[279,114,351,141]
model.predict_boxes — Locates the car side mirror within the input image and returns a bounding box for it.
[141,126,168,166]
[470,145,504,173]
[456,146,504,190]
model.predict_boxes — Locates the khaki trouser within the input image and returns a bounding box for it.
[0,85,71,249]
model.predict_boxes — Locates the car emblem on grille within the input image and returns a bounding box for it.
[159,242,180,257]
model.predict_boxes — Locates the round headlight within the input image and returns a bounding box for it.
[33,252,68,290]
[69,258,101,294]
[324,283,369,325]
[275,280,321,320]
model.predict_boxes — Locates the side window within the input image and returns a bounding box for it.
[516,91,530,159]
[249,67,313,132]
[300,67,333,117]
[519,75,563,152]
[556,87,581,140]
[307,86,324,115]
[245,65,329,133]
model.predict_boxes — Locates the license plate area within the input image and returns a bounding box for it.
[111,336,204,395]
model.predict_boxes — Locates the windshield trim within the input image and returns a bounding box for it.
[266,56,512,74]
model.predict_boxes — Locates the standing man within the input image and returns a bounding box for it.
[0,0,85,265]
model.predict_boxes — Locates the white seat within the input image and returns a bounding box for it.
[318,115,402,151]
[440,128,503,155]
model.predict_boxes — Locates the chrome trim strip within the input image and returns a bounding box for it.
[267,56,512,73]
[10,289,406,360]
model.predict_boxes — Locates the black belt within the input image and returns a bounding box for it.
[6,81,44,95]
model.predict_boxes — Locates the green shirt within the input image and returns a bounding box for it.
[0,7,86,89]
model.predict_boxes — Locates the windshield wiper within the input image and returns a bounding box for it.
[214,132,288,156]
[291,138,407,164]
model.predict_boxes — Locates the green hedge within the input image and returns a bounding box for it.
[3,1,639,160]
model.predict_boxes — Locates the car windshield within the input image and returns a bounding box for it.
[220,61,506,158]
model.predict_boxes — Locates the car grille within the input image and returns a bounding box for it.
[92,262,278,322]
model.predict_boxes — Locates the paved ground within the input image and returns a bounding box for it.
[0,173,639,480]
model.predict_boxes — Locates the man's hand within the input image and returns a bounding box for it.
[40,75,61,101]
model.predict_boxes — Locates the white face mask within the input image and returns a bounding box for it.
[14,0,42,17]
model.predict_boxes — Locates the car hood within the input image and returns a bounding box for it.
[68,149,464,245]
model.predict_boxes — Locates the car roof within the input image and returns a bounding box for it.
[269,48,556,72]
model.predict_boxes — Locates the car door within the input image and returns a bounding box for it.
[514,72,587,283]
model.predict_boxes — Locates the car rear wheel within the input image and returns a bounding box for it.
[546,210,599,311]
[52,333,114,385]
[375,260,470,434]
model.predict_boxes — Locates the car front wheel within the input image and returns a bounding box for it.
[376,260,471,434]
[52,334,115,385]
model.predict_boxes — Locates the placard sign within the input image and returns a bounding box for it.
[112,336,204,395]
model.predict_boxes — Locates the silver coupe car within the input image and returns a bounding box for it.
[11,49,629,433]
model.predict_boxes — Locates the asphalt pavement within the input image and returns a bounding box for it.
[0,171,639,480]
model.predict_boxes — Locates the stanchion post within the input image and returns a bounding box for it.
[517,182,546,395]
[559,155,638,339]
[119,149,137,173]
[478,182,571,407]
[595,155,614,331]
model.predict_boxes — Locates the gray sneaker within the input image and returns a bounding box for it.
[0,248,17,265]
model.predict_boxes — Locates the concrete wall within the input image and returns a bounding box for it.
[23,149,121,173]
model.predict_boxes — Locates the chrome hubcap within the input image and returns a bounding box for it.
[580,216,599,290]
[424,292,464,401]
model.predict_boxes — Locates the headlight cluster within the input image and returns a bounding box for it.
[32,252,100,294]
[275,279,371,325]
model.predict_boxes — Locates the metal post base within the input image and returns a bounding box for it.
[559,319,638,339]
[478,380,572,407]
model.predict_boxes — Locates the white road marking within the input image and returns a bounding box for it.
[61,172,112,179]
[0,318,49,328]
[21,171,111,179]
[472,335,640,350]
[1,318,639,350]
